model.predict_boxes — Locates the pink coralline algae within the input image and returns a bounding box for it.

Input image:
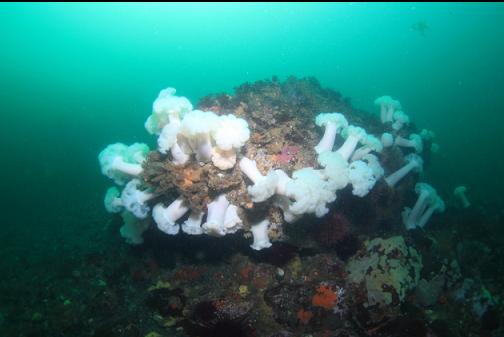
[274,145,300,165]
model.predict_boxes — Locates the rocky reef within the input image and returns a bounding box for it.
[4,77,502,337]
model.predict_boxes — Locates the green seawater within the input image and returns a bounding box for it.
[0,3,503,332]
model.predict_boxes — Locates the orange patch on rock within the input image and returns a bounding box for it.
[312,285,338,309]
[181,168,201,188]
[297,308,313,325]
[240,265,253,281]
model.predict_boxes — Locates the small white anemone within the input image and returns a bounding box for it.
[104,186,123,214]
[239,157,279,202]
[374,96,401,124]
[404,183,437,230]
[336,126,367,161]
[348,160,376,197]
[202,194,230,237]
[454,186,470,208]
[274,195,301,223]
[152,197,190,235]
[391,110,410,131]
[179,110,219,163]
[362,154,384,180]
[317,151,349,192]
[285,167,336,218]
[182,210,204,235]
[417,195,445,228]
[98,143,149,185]
[381,133,394,148]
[158,121,190,165]
[351,134,383,161]
[145,87,193,135]
[223,204,244,234]
[121,179,157,219]
[314,113,348,154]
[395,134,423,153]
[211,114,250,170]
[420,129,436,141]
[384,153,423,188]
[250,219,272,251]
[119,211,150,245]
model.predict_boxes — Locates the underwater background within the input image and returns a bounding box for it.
[1,3,504,337]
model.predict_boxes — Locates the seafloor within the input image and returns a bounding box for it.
[2,77,503,337]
